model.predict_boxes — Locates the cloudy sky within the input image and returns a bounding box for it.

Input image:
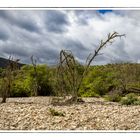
[0,10,140,65]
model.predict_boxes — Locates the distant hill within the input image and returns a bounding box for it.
[0,57,24,68]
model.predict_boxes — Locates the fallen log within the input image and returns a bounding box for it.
[127,87,140,94]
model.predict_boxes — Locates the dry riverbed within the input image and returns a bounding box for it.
[0,97,140,130]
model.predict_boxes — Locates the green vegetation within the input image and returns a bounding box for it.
[120,93,140,105]
[49,108,65,117]
[11,64,56,97]
[80,66,119,97]
[104,93,121,102]
[0,62,139,102]
[0,32,139,105]
[0,57,19,103]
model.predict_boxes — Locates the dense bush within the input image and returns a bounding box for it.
[79,63,140,98]
[79,65,119,97]
[10,64,56,97]
[104,92,121,102]
[28,65,55,96]
[0,63,139,98]
[9,68,31,97]
[11,78,31,97]
[79,82,100,97]
[120,93,140,105]
[0,68,3,76]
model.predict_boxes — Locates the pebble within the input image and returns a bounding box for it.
[0,97,140,130]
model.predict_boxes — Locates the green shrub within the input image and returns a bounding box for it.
[133,100,140,105]
[80,92,100,97]
[0,62,139,98]
[30,65,56,96]
[21,65,56,96]
[104,92,121,102]
[11,78,31,97]
[49,108,65,117]
[79,66,119,97]
[0,68,4,76]
[120,93,139,105]
[79,83,100,97]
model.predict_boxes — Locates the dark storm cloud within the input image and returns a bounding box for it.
[63,39,91,62]
[44,11,70,33]
[36,48,59,60]
[28,46,60,64]
[0,11,9,19]
[0,31,9,41]
[1,45,29,57]
[0,11,39,33]
[0,10,139,65]
[64,39,86,50]
[17,21,39,33]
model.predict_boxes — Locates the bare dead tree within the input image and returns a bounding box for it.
[31,55,38,96]
[77,32,125,94]
[1,56,20,103]
[57,50,81,101]
[57,32,125,103]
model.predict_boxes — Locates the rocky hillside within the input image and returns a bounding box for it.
[0,57,24,68]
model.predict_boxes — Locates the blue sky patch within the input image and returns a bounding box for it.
[97,10,113,14]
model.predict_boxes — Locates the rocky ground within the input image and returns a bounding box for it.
[0,97,140,130]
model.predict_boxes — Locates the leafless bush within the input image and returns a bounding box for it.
[57,50,81,101]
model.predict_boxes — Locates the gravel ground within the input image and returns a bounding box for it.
[0,97,140,130]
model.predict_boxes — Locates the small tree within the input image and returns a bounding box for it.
[57,32,125,103]
[0,56,19,103]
